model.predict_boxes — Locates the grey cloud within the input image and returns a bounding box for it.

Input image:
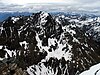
[76,0,99,3]
[0,0,100,15]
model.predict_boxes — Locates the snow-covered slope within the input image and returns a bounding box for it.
[55,13,100,43]
[80,63,100,75]
[0,11,100,75]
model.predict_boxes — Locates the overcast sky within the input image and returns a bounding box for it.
[0,0,100,14]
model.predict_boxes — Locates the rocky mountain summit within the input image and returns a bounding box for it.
[0,11,100,75]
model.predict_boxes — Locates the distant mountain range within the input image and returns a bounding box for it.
[0,12,32,22]
[0,11,99,22]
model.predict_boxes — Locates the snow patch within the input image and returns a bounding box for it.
[73,37,80,44]
[11,17,19,23]
[55,18,61,24]
[27,63,58,75]
[40,12,48,25]
[19,41,28,49]
[4,47,16,58]
[0,46,3,49]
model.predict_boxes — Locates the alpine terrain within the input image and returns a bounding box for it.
[0,11,100,75]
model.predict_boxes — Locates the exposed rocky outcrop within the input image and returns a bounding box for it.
[0,58,28,75]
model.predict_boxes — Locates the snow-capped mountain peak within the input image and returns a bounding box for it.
[0,12,100,75]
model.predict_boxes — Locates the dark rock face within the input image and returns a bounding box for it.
[0,12,48,69]
[0,62,28,75]
[0,11,100,75]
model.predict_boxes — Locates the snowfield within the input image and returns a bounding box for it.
[80,63,100,75]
